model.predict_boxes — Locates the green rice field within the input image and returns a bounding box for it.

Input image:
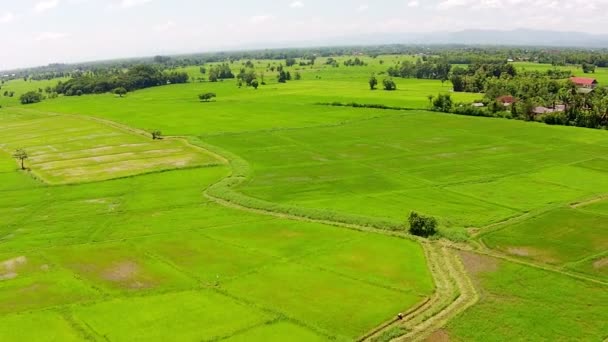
[0,56,606,341]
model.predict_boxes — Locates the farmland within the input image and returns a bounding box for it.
[0,53,607,341]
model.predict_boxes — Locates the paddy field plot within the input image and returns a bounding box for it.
[445,252,608,341]
[0,109,434,341]
[204,111,608,238]
[0,109,220,184]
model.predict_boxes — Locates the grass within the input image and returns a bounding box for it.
[1,56,607,340]
[0,310,84,341]
[204,112,608,239]
[447,252,608,341]
[483,208,608,268]
[0,108,434,340]
[72,290,275,342]
[0,110,221,184]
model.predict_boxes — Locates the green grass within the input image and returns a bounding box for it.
[73,290,275,342]
[0,109,434,340]
[483,208,608,268]
[513,61,608,84]
[204,112,608,237]
[0,109,221,184]
[0,311,84,341]
[224,321,331,342]
[1,56,607,340]
[447,252,608,341]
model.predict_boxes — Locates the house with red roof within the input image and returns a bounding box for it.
[570,77,598,89]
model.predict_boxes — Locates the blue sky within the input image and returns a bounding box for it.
[1,0,607,70]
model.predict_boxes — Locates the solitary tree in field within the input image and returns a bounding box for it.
[251,80,259,90]
[20,91,43,105]
[199,93,216,102]
[151,130,162,140]
[113,87,127,97]
[408,212,437,238]
[12,149,28,170]
[383,78,397,91]
[369,75,378,90]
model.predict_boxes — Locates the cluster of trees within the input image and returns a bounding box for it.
[208,63,235,82]
[369,74,396,91]
[439,71,608,129]
[344,58,366,67]
[277,70,292,83]
[55,65,188,96]
[20,91,44,104]
[7,45,608,83]
[582,63,596,73]
[450,62,517,92]
[408,212,437,237]
[387,59,451,81]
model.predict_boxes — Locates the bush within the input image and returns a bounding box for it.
[199,93,216,102]
[408,211,438,237]
[383,78,397,91]
[432,94,453,112]
[20,91,43,105]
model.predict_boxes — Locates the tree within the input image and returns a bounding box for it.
[582,63,596,74]
[383,78,397,91]
[151,130,162,140]
[408,212,437,237]
[113,87,127,97]
[286,58,297,67]
[20,91,43,105]
[251,79,259,90]
[294,72,302,80]
[432,94,453,112]
[427,94,435,107]
[277,71,289,83]
[369,75,378,90]
[12,149,28,170]
[199,92,216,102]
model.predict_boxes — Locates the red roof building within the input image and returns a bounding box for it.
[497,95,516,105]
[570,77,598,88]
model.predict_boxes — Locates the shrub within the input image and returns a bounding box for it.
[383,78,397,91]
[199,93,216,102]
[20,91,43,105]
[408,211,438,237]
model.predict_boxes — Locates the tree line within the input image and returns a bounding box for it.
[54,65,189,96]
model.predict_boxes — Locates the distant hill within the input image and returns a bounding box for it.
[323,29,608,48]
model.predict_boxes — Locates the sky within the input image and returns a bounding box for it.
[1,0,608,70]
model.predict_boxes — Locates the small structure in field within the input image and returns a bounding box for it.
[570,77,598,94]
[533,105,566,115]
[497,95,516,107]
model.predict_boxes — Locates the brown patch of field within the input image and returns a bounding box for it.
[100,261,152,289]
[459,251,498,275]
[0,256,27,280]
[506,247,557,264]
[593,257,608,270]
[426,329,450,342]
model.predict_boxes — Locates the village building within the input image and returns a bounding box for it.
[570,77,598,94]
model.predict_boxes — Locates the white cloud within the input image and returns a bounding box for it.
[290,1,304,8]
[249,15,274,24]
[156,20,176,32]
[0,12,14,24]
[35,0,60,12]
[118,0,152,9]
[36,32,69,41]
[407,1,420,7]
[357,4,369,11]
